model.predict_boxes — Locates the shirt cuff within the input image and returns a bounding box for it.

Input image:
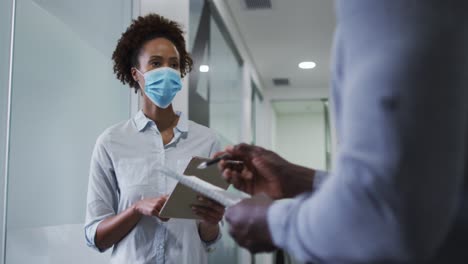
[313,170,328,191]
[199,222,223,252]
[267,194,311,249]
[84,219,107,253]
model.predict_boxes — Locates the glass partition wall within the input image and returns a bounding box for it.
[2,0,132,263]
[0,0,13,260]
[189,0,243,263]
[189,0,243,146]
[251,80,264,146]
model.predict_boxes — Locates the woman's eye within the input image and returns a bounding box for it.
[151,61,161,67]
[171,63,179,69]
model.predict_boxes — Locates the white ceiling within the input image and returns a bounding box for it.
[225,0,336,90]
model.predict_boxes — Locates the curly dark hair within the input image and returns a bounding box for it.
[112,13,193,91]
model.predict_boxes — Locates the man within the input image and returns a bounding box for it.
[219,1,468,263]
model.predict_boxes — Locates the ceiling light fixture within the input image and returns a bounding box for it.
[199,65,209,72]
[298,61,316,69]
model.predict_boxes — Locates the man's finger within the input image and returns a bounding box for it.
[231,143,264,160]
[229,175,244,190]
[228,224,240,243]
[224,145,235,152]
[225,206,234,224]
[242,167,254,180]
[213,150,229,158]
[218,159,227,171]
[244,240,256,253]
[222,168,233,182]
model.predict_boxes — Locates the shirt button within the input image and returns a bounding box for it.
[159,245,164,250]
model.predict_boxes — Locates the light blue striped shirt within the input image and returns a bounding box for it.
[85,110,221,264]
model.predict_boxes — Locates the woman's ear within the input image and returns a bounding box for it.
[131,67,140,82]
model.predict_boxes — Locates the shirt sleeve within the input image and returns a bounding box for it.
[267,1,468,263]
[84,135,119,252]
[198,221,223,252]
[313,170,328,191]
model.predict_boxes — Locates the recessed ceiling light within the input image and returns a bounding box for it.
[199,65,209,72]
[298,61,316,69]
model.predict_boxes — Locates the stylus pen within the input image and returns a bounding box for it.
[197,153,243,169]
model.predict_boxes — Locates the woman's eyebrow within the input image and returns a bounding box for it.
[148,55,178,60]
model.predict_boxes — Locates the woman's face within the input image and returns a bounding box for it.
[132,37,181,95]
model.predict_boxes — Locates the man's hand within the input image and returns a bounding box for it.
[133,195,170,221]
[217,143,315,199]
[225,194,277,253]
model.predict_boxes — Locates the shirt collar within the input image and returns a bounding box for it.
[175,111,189,133]
[133,110,151,132]
[133,110,189,133]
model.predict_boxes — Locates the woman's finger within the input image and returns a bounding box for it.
[197,196,224,209]
[192,205,223,220]
[193,207,220,222]
[192,204,222,217]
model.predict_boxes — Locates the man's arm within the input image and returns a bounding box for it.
[271,1,468,262]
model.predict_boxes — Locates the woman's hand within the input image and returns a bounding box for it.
[191,196,225,225]
[192,196,225,242]
[133,195,170,221]
[95,195,169,250]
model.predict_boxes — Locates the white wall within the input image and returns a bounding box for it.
[265,88,328,153]
[275,112,326,170]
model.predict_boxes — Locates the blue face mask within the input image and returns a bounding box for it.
[137,67,182,109]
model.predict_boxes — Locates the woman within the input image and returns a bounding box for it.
[84,14,224,264]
